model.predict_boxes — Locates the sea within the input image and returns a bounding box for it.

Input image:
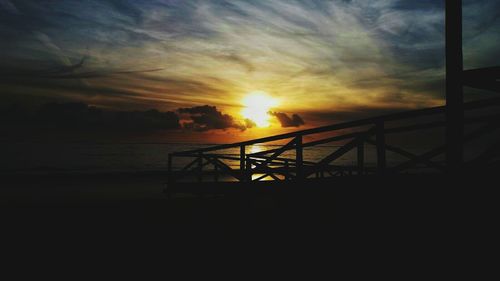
[0,143,402,174]
[0,142,420,175]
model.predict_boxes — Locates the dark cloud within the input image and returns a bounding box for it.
[0,102,180,135]
[0,0,20,14]
[244,118,256,129]
[1,0,499,128]
[110,109,180,131]
[0,56,163,80]
[179,105,245,131]
[270,112,305,128]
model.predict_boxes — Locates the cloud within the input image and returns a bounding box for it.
[0,102,180,134]
[270,112,305,128]
[179,105,246,131]
[1,0,499,125]
[244,118,256,129]
[0,0,19,14]
[217,53,255,73]
[38,102,181,131]
[0,55,163,80]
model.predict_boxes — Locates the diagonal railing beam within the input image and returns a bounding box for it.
[307,127,377,177]
[392,121,500,173]
[201,155,242,181]
[365,139,446,172]
[252,137,297,172]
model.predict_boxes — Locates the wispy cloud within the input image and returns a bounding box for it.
[1,0,499,128]
[0,0,19,14]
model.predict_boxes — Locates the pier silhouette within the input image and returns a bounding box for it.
[167,0,500,196]
[2,1,500,248]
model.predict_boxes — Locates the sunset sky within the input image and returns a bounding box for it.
[1,0,499,143]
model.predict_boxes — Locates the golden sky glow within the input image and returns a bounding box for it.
[1,0,499,142]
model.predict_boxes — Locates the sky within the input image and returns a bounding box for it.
[1,0,499,143]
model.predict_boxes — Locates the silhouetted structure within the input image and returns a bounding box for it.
[167,1,500,193]
[167,97,500,192]
[445,0,500,172]
[463,67,500,93]
[445,0,464,172]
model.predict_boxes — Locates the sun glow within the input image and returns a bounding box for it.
[241,91,279,128]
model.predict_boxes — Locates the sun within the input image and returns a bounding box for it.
[241,91,279,128]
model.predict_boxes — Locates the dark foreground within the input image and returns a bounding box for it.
[1,171,498,252]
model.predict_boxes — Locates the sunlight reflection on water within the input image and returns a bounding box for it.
[0,142,437,174]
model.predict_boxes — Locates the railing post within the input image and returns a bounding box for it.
[376,122,386,174]
[167,154,174,198]
[167,154,173,183]
[246,157,252,182]
[197,153,203,182]
[214,163,219,182]
[284,159,290,180]
[296,136,303,180]
[357,142,364,175]
[240,145,246,182]
[445,0,464,172]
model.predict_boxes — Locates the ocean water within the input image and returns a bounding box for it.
[0,142,418,175]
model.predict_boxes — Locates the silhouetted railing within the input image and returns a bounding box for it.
[167,0,500,188]
[168,97,500,185]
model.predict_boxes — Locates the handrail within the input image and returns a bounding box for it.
[166,97,500,187]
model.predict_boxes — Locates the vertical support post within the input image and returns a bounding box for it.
[167,154,173,185]
[246,157,252,182]
[357,142,364,175]
[445,0,464,172]
[214,164,219,182]
[376,122,386,174]
[240,145,246,182]
[197,153,203,182]
[296,136,303,180]
[166,154,173,199]
[284,159,290,180]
